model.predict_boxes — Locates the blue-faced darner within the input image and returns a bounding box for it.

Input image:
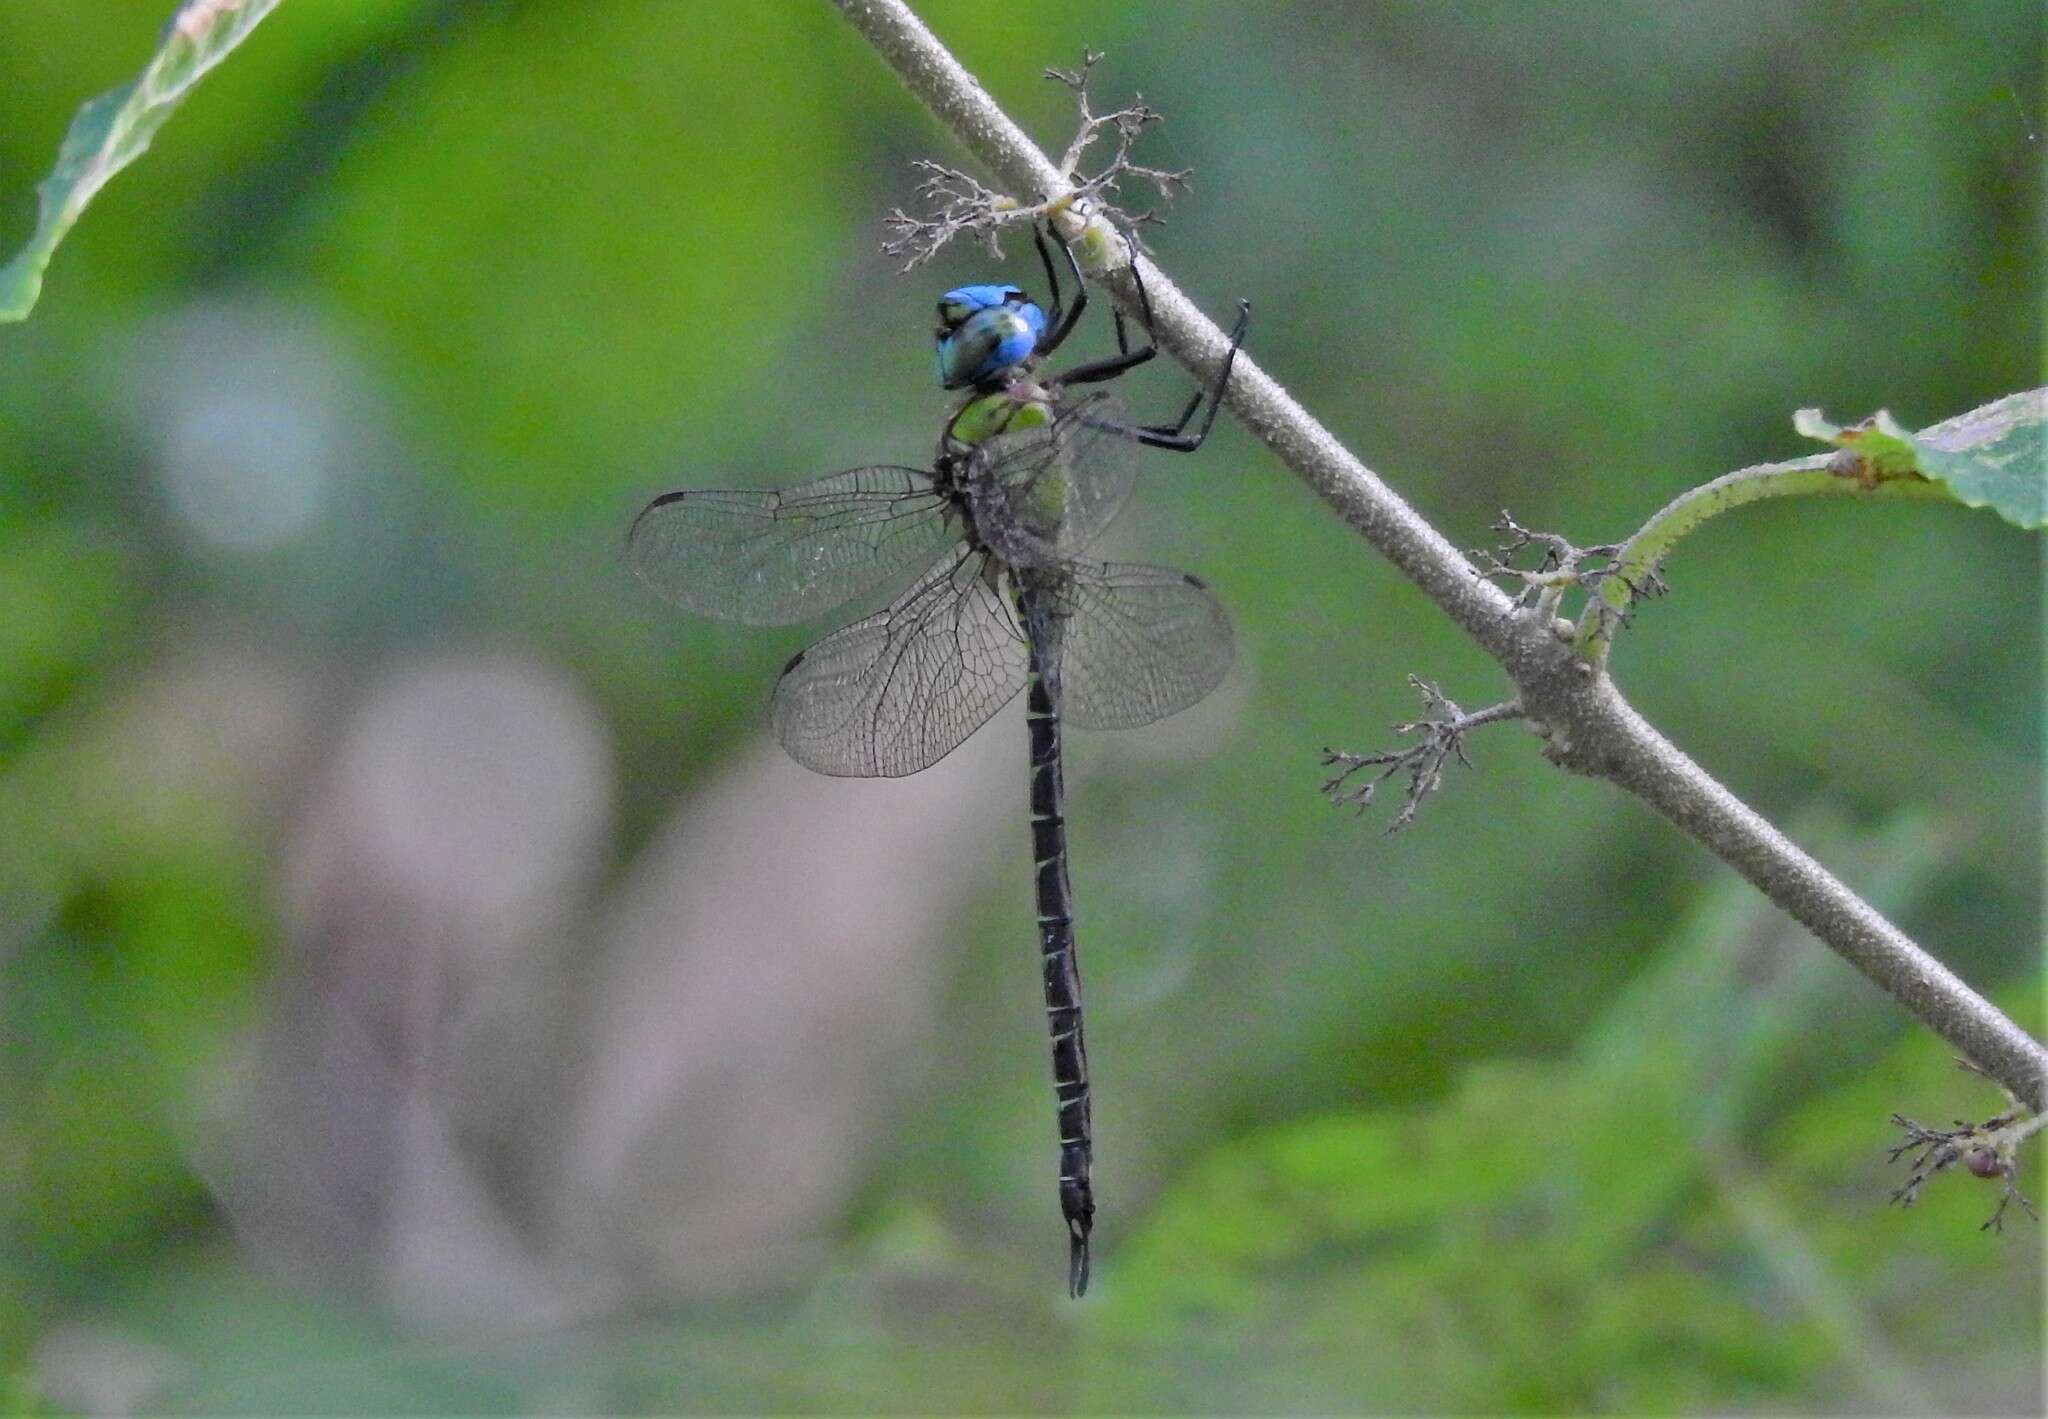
[629,225,1246,1295]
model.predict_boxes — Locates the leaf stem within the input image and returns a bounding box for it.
[1574,456,1958,661]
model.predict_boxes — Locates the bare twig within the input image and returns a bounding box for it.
[1570,453,1953,663]
[1889,1057,2043,1231]
[1322,678,1521,832]
[880,159,1015,268]
[1889,1114,2039,1231]
[879,46,1189,270]
[1473,511,1663,627]
[1044,50,1188,224]
[828,0,2048,1113]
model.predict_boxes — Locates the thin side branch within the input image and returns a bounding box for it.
[1473,510,1663,629]
[1889,1060,2041,1232]
[1044,50,1188,222]
[881,160,1014,268]
[1570,454,1954,663]
[880,48,1188,270]
[1322,678,1520,832]
[828,0,2048,1113]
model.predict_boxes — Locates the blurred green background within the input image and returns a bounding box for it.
[2,1,2041,1413]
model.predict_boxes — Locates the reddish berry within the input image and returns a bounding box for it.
[1965,1148,2007,1180]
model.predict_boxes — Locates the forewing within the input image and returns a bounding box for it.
[1051,561,1234,730]
[627,466,954,626]
[772,550,1027,777]
[970,392,1137,566]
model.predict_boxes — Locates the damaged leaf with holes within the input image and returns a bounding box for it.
[1796,388,2047,530]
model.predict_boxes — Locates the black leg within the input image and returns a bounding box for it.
[1083,298,1250,454]
[1134,384,1206,436]
[1123,231,1164,334]
[1032,224,1065,344]
[1038,213,1249,453]
[1046,227,1181,392]
[1080,416,1225,451]
[1034,217,1159,369]
[1032,224,1090,362]
[1046,343,1156,388]
[1045,264,1156,388]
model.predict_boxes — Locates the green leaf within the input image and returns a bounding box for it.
[0,0,283,322]
[1795,388,2047,529]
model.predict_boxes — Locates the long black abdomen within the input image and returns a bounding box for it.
[1023,596,1093,1297]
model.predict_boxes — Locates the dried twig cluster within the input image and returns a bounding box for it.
[1044,50,1188,228]
[1321,677,1521,832]
[1471,510,1664,628]
[881,50,1188,270]
[880,160,1017,269]
[1888,1058,2040,1232]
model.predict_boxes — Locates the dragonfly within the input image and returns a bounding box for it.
[628,224,1247,1296]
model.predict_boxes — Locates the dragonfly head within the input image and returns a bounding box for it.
[935,283,1046,390]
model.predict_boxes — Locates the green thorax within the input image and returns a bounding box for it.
[948,386,1053,449]
[947,384,1116,569]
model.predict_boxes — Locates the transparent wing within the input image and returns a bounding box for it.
[772,550,1027,777]
[967,392,1138,568]
[627,466,955,626]
[1043,561,1234,731]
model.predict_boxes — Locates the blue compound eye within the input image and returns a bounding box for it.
[933,283,1055,387]
[937,307,1037,388]
[1014,299,1047,343]
[937,284,1024,331]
